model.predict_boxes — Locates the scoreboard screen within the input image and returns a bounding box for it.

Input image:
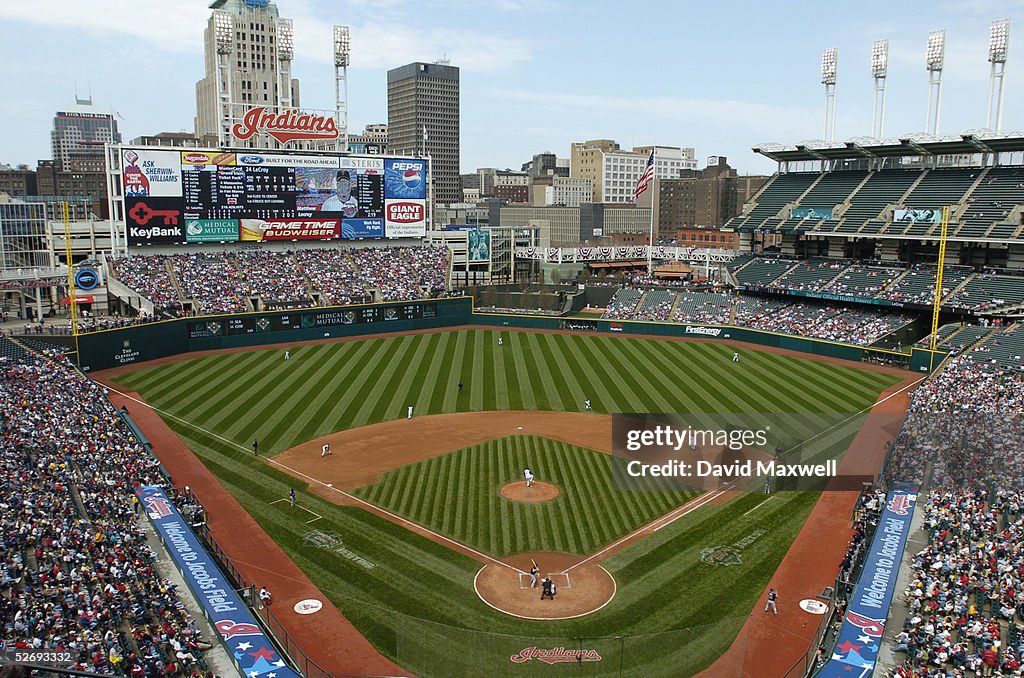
[122,148,427,245]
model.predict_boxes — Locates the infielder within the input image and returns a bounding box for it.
[524,468,534,487]
[322,442,331,457]
[407,405,414,419]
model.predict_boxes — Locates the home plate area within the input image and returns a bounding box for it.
[474,552,616,621]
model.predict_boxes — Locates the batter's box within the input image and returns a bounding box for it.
[518,572,572,590]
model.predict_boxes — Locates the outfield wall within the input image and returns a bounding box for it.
[75,297,472,372]
[65,297,941,372]
[475,313,938,369]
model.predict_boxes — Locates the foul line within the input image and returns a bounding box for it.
[106,385,521,574]
[107,372,924,580]
[743,496,775,516]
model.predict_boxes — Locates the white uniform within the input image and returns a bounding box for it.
[524,468,534,487]
[407,405,414,419]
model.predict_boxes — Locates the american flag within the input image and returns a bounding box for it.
[634,151,655,201]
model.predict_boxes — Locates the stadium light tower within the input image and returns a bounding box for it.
[925,30,946,135]
[821,48,839,142]
[986,18,1010,131]
[333,25,351,153]
[276,19,294,113]
[870,40,888,138]
[213,10,234,147]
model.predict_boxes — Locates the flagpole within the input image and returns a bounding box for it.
[647,147,656,276]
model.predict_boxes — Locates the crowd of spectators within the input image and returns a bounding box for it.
[169,253,248,316]
[109,256,182,316]
[234,249,313,307]
[0,341,216,677]
[110,246,448,318]
[873,321,1024,676]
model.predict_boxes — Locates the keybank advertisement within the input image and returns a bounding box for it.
[135,486,300,678]
[816,488,918,678]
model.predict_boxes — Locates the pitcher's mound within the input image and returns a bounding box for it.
[475,552,615,620]
[501,481,559,503]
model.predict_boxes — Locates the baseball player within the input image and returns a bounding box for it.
[407,405,414,419]
[732,352,740,363]
[764,588,778,614]
[321,442,331,457]
[252,439,259,456]
[498,336,503,346]
[584,398,592,411]
[289,488,296,507]
[284,350,290,360]
[529,562,540,588]
[524,468,534,488]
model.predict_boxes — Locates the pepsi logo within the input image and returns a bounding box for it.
[388,202,424,223]
[402,169,422,190]
[239,155,264,164]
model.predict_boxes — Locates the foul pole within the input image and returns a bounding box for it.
[928,205,950,372]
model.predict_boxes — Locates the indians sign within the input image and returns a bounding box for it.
[232,107,340,144]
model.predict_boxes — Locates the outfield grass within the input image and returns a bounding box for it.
[112,329,904,677]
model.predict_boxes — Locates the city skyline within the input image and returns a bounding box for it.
[0,0,1021,176]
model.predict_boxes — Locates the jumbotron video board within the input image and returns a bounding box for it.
[120,147,427,246]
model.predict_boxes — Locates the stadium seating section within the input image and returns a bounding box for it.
[725,166,1024,240]
[0,340,216,675]
[109,245,450,317]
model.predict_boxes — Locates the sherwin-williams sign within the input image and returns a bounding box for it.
[186,219,239,243]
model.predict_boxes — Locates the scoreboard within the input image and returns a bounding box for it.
[186,303,436,339]
[121,147,427,246]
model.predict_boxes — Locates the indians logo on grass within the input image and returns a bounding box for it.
[510,647,602,665]
[700,545,742,566]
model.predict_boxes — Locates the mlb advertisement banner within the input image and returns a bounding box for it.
[817,487,918,678]
[468,229,491,262]
[341,219,385,239]
[894,208,942,224]
[135,486,300,678]
[239,218,340,241]
[121,147,427,245]
[123,149,184,198]
[383,158,427,237]
[186,219,239,243]
[125,197,186,245]
[791,207,834,220]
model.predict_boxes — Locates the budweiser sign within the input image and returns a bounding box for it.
[509,647,602,665]
[232,107,339,144]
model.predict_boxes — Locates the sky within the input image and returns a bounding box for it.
[0,0,1021,177]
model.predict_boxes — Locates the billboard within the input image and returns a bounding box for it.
[239,218,340,241]
[791,207,833,220]
[894,208,941,224]
[185,219,239,243]
[122,147,426,246]
[468,229,491,262]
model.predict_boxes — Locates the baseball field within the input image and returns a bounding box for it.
[109,328,904,677]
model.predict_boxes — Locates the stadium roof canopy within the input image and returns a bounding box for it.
[753,130,1024,163]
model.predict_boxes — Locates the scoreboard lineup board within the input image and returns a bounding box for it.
[120,147,428,246]
[186,303,437,339]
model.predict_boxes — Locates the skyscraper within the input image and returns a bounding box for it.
[194,0,299,147]
[51,96,120,173]
[387,62,460,205]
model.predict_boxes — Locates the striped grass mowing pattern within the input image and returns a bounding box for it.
[110,329,905,678]
[352,435,697,557]
[112,329,902,457]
